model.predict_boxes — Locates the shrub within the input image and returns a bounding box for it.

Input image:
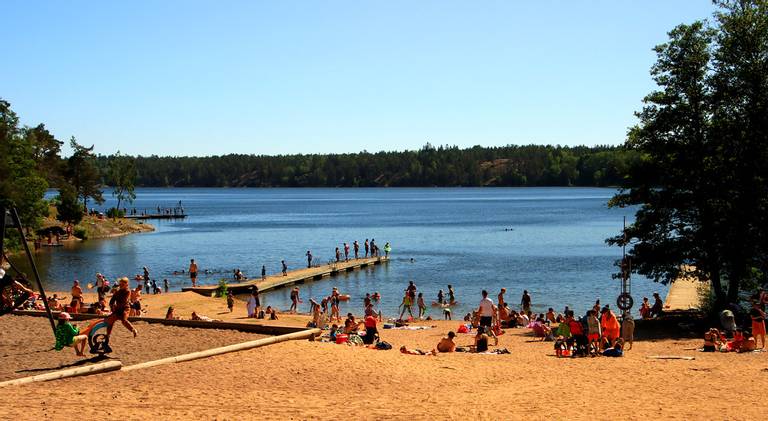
[106,207,125,218]
[73,227,88,240]
[215,279,228,297]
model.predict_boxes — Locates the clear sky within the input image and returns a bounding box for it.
[2,1,716,157]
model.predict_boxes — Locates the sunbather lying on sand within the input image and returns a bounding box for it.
[400,345,436,356]
[191,311,220,322]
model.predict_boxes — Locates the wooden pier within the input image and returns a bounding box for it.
[124,214,187,220]
[663,266,710,312]
[181,256,388,296]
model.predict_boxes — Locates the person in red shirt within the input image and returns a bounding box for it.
[363,314,378,345]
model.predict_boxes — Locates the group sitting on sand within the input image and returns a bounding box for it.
[702,299,766,352]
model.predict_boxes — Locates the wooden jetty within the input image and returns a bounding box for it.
[182,256,388,296]
[125,214,187,220]
[663,265,710,312]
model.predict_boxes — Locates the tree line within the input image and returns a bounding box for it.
[93,144,640,188]
[2,97,642,233]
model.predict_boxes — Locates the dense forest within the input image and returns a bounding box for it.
[95,144,641,188]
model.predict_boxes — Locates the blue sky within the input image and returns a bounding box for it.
[2,1,715,157]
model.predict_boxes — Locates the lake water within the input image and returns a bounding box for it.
[23,188,665,317]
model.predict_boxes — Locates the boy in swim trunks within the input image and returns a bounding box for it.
[189,259,198,287]
[107,277,138,339]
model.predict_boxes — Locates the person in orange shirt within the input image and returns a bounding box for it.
[600,306,621,349]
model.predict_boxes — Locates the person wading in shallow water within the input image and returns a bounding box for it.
[189,259,198,287]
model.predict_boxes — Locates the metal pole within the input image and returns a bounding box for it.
[10,207,57,337]
[0,207,6,263]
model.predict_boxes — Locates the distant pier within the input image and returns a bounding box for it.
[182,256,388,296]
[124,214,187,220]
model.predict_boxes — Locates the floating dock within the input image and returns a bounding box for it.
[182,256,388,296]
[124,214,187,220]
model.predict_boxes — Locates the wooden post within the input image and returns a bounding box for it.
[123,328,320,372]
[10,207,57,337]
[0,361,123,387]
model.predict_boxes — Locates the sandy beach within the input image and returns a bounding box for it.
[1,291,766,420]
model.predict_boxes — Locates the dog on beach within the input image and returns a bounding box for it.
[621,312,635,350]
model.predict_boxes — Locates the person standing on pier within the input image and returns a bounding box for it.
[344,243,350,261]
[189,259,198,287]
[384,242,391,258]
[262,265,266,280]
[370,239,376,257]
[364,239,369,258]
[281,260,288,276]
[335,247,341,263]
[306,251,313,268]
[353,241,359,259]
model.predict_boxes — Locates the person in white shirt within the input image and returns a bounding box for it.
[477,290,495,330]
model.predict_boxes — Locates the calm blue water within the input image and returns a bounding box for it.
[23,188,665,317]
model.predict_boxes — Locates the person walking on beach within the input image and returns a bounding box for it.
[364,239,369,258]
[478,290,495,330]
[344,243,350,261]
[107,277,138,339]
[330,288,341,322]
[261,265,266,280]
[226,290,235,313]
[417,292,427,319]
[521,290,532,313]
[281,260,287,276]
[290,287,301,314]
[353,241,359,259]
[306,250,313,268]
[247,287,260,318]
[399,290,414,320]
[189,259,198,287]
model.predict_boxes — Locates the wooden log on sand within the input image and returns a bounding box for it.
[0,361,123,387]
[123,328,320,372]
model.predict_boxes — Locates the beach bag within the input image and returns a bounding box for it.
[375,341,392,350]
[457,324,469,334]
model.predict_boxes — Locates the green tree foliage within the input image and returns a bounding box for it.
[608,0,768,307]
[95,144,639,188]
[56,185,83,227]
[24,123,64,185]
[66,137,104,208]
[0,99,49,229]
[108,151,137,211]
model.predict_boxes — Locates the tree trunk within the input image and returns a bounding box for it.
[710,269,725,309]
